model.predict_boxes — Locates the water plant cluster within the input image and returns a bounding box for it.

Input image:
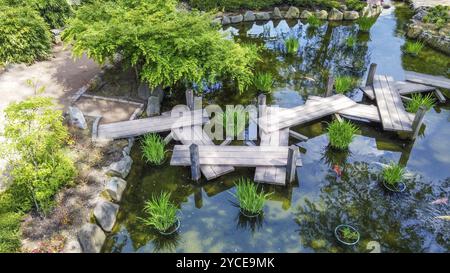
[381,162,405,189]
[284,37,300,55]
[141,133,166,165]
[357,16,378,32]
[406,93,436,113]
[141,192,179,233]
[334,76,358,94]
[327,120,358,150]
[232,178,272,216]
[403,41,424,56]
[253,72,274,93]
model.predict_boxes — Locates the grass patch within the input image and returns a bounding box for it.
[382,162,405,187]
[307,14,322,28]
[423,5,449,29]
[341,226,359,241]
[357,16,377,32]
[284,37,300,55]
[327,120,358,150]
[345,35,357,47]
[403,41,424,56]
[140,191,178,232]
[334,76,358,94]
[141,133,166,165]
[253,72,274,93]
[0,211,23,253]
[232,178,271,215]
[406,93,436,113]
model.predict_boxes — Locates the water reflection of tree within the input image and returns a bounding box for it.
[295,162,450,253]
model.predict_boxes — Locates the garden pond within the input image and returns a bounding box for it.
[102,4,450,253]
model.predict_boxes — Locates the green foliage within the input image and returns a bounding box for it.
[232,178,271,215]
[0,6,52,65]
[307,14,322,28]
[334,75,358,94]
[403,41,424,56]
[327,120,358,150]
[188,0,282,11]
[289,0,340,9]
[1,96,76,216]
[423,5,449,29]
[0,211,23,253]
[63,0,259,93]
[140,192,178,232]
[406,93,436,113]
[357,16,378,32]
[141,133,166,165]
[284,37,300,55]
[345,35,357,47]
[253,72,274,93]
[340,226,359,241]
[345,0,366,12]
[382,162,405,187]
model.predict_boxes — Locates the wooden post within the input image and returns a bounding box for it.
[411,106,426,140]
[365,63,377,87]
[434,89,446,103]
[286,145,299,184]
[146,96,160,116]
[190,144,201,181]
[185,89,194,110]
[163,132,173,144]
[194,96,202,110]
[258,94,266,138]
[326,75,334,97]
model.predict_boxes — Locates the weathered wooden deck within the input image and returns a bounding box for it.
[405,71,450,90]
[362,81,437,100]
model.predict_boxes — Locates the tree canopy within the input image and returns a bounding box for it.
[62,0,259,92]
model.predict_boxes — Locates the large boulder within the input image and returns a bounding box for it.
[77,224,106,253]
[106,155,133,179]
[138,83,164,102]
[315,10,328,20]
[105,177,127,202]
[407,23,423,39]
[300,10,313,19]
[230,14,243,24]
[255,12,271,21]
[243,11,256,22]
[93,200,119,232]
[63,238,82,253]
[146,96,160,116]
[328,8,343,21]
[344,11,360,20]
[222,15,231,25]
[68,106,87,130]
[272,7,282,19]
[285,6,300,19]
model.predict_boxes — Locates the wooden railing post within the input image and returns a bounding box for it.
[286,145,299,184]
[185,89,194,110]
[190,144,201,181]
[411,106,426,140]
[366,63,377,87]
[326,75,334,97]
[258,94,266,138]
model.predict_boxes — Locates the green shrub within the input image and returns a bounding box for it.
[140,192,178,232]
[403,41,424,55]
[406,93,436,113]
[253,72,274,93]
[232,178,271,215]
[307,14,322,28]
[345,35,357,47]
[423,5,449,29]
[0,211,23,253]
[284,37,300,55]
[382,162,405,187]
[345,0,366,12]
[334,76,358,94]
[0,6,52,65]
[188,0,283,11]
[289,0,340,9]
[141,133,166,165]
[357,16,378,32]
[327,120,358,150]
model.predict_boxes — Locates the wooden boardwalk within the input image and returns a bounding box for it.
[258,94,357,133]
[405,71,450,90]
[373,75,413,132]
[170,145,303,167]
[96,110,205,139]
[362,81,437,100]
[171,125,234,180]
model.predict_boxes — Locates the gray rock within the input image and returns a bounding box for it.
[106,155,133,179]
[222,15,231,25]
[68,106,87,130]
[93,200,119,232]
[407,23,423,39]
[230,14,243,24]
[77,224,106,253]
[285,6,300,19]
[300,10,313,19]
[344,11,360,20]
[146,96,160,116]
[212,17,222,25]
[340,4,348,11]
[328,8,343,21]
[105,177,127,202]
[272,7,282,19]
[63,238,82,253]
[243,11,256,22]
[315,10,328,20]
[255,12,271,21]
[137,82,150,100]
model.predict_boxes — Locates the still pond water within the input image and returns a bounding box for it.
[103,4,450,253]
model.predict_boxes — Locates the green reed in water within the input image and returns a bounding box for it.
[284,37,300,55]
[345,35,357,47]
[232,178,272,215]
[334,76,358,94]
[141,191,178,232]
[357,16,377,32]
[253,72,274,93]
[141,133,166,165]
[403,41,424,56]
[406,93,436,113]
[327,120,358,150]
[382,162,405,187]
[307,14,322,28]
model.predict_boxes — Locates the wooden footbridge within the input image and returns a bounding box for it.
[93,63,448,185]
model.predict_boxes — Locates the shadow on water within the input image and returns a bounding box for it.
[103,3,450,253]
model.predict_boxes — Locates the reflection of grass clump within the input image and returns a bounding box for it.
[382,162,405,187]
[345,35,357,47]
[253,72,274,93]
[284,37,300,55]
[141,133,166,165]
[327,120,358,150]
[406,93,435,113]
[357,16,377,32]
[232,178,271,215]
[334,76,358,94]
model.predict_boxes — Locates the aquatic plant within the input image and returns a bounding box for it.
[345,35,357,47]
[253,72,274,93]
[307,14,322,28]
[357,16,377,32]
[403,41,424,56]
[341,226,359,241]
[284,37,300,55]
[423,5,449,29]
[141,191,178,232]
[382,162,405,187]
[232,178,271,215]
[406,93,436,113]
[141,133,166,165]
[334,76,358,94]
[327,120,358,150]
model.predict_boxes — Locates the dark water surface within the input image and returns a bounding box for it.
[103,4,450,253]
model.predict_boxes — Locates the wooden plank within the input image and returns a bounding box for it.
[395,81,435,95]
[360,86,375,100]
[289,130,308,141]
[434,90,446,103]
[405,71,450,90]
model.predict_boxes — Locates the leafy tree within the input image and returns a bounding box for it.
[1,97,76,216]
[62,0,259,93]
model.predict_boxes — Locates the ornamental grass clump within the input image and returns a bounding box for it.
[327,120,358,150]
[341,226,359,241]
[232,178,271,216]
[382,162,405,187]
[403,41,424,56]
[141,192,178,233]
[334,76,358,94]
[253,72,274,93]
[406,93,436,113]
[357,16,377,32]
[284,37,300,55]
[307,14,322,28]
[141,133,166,165]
